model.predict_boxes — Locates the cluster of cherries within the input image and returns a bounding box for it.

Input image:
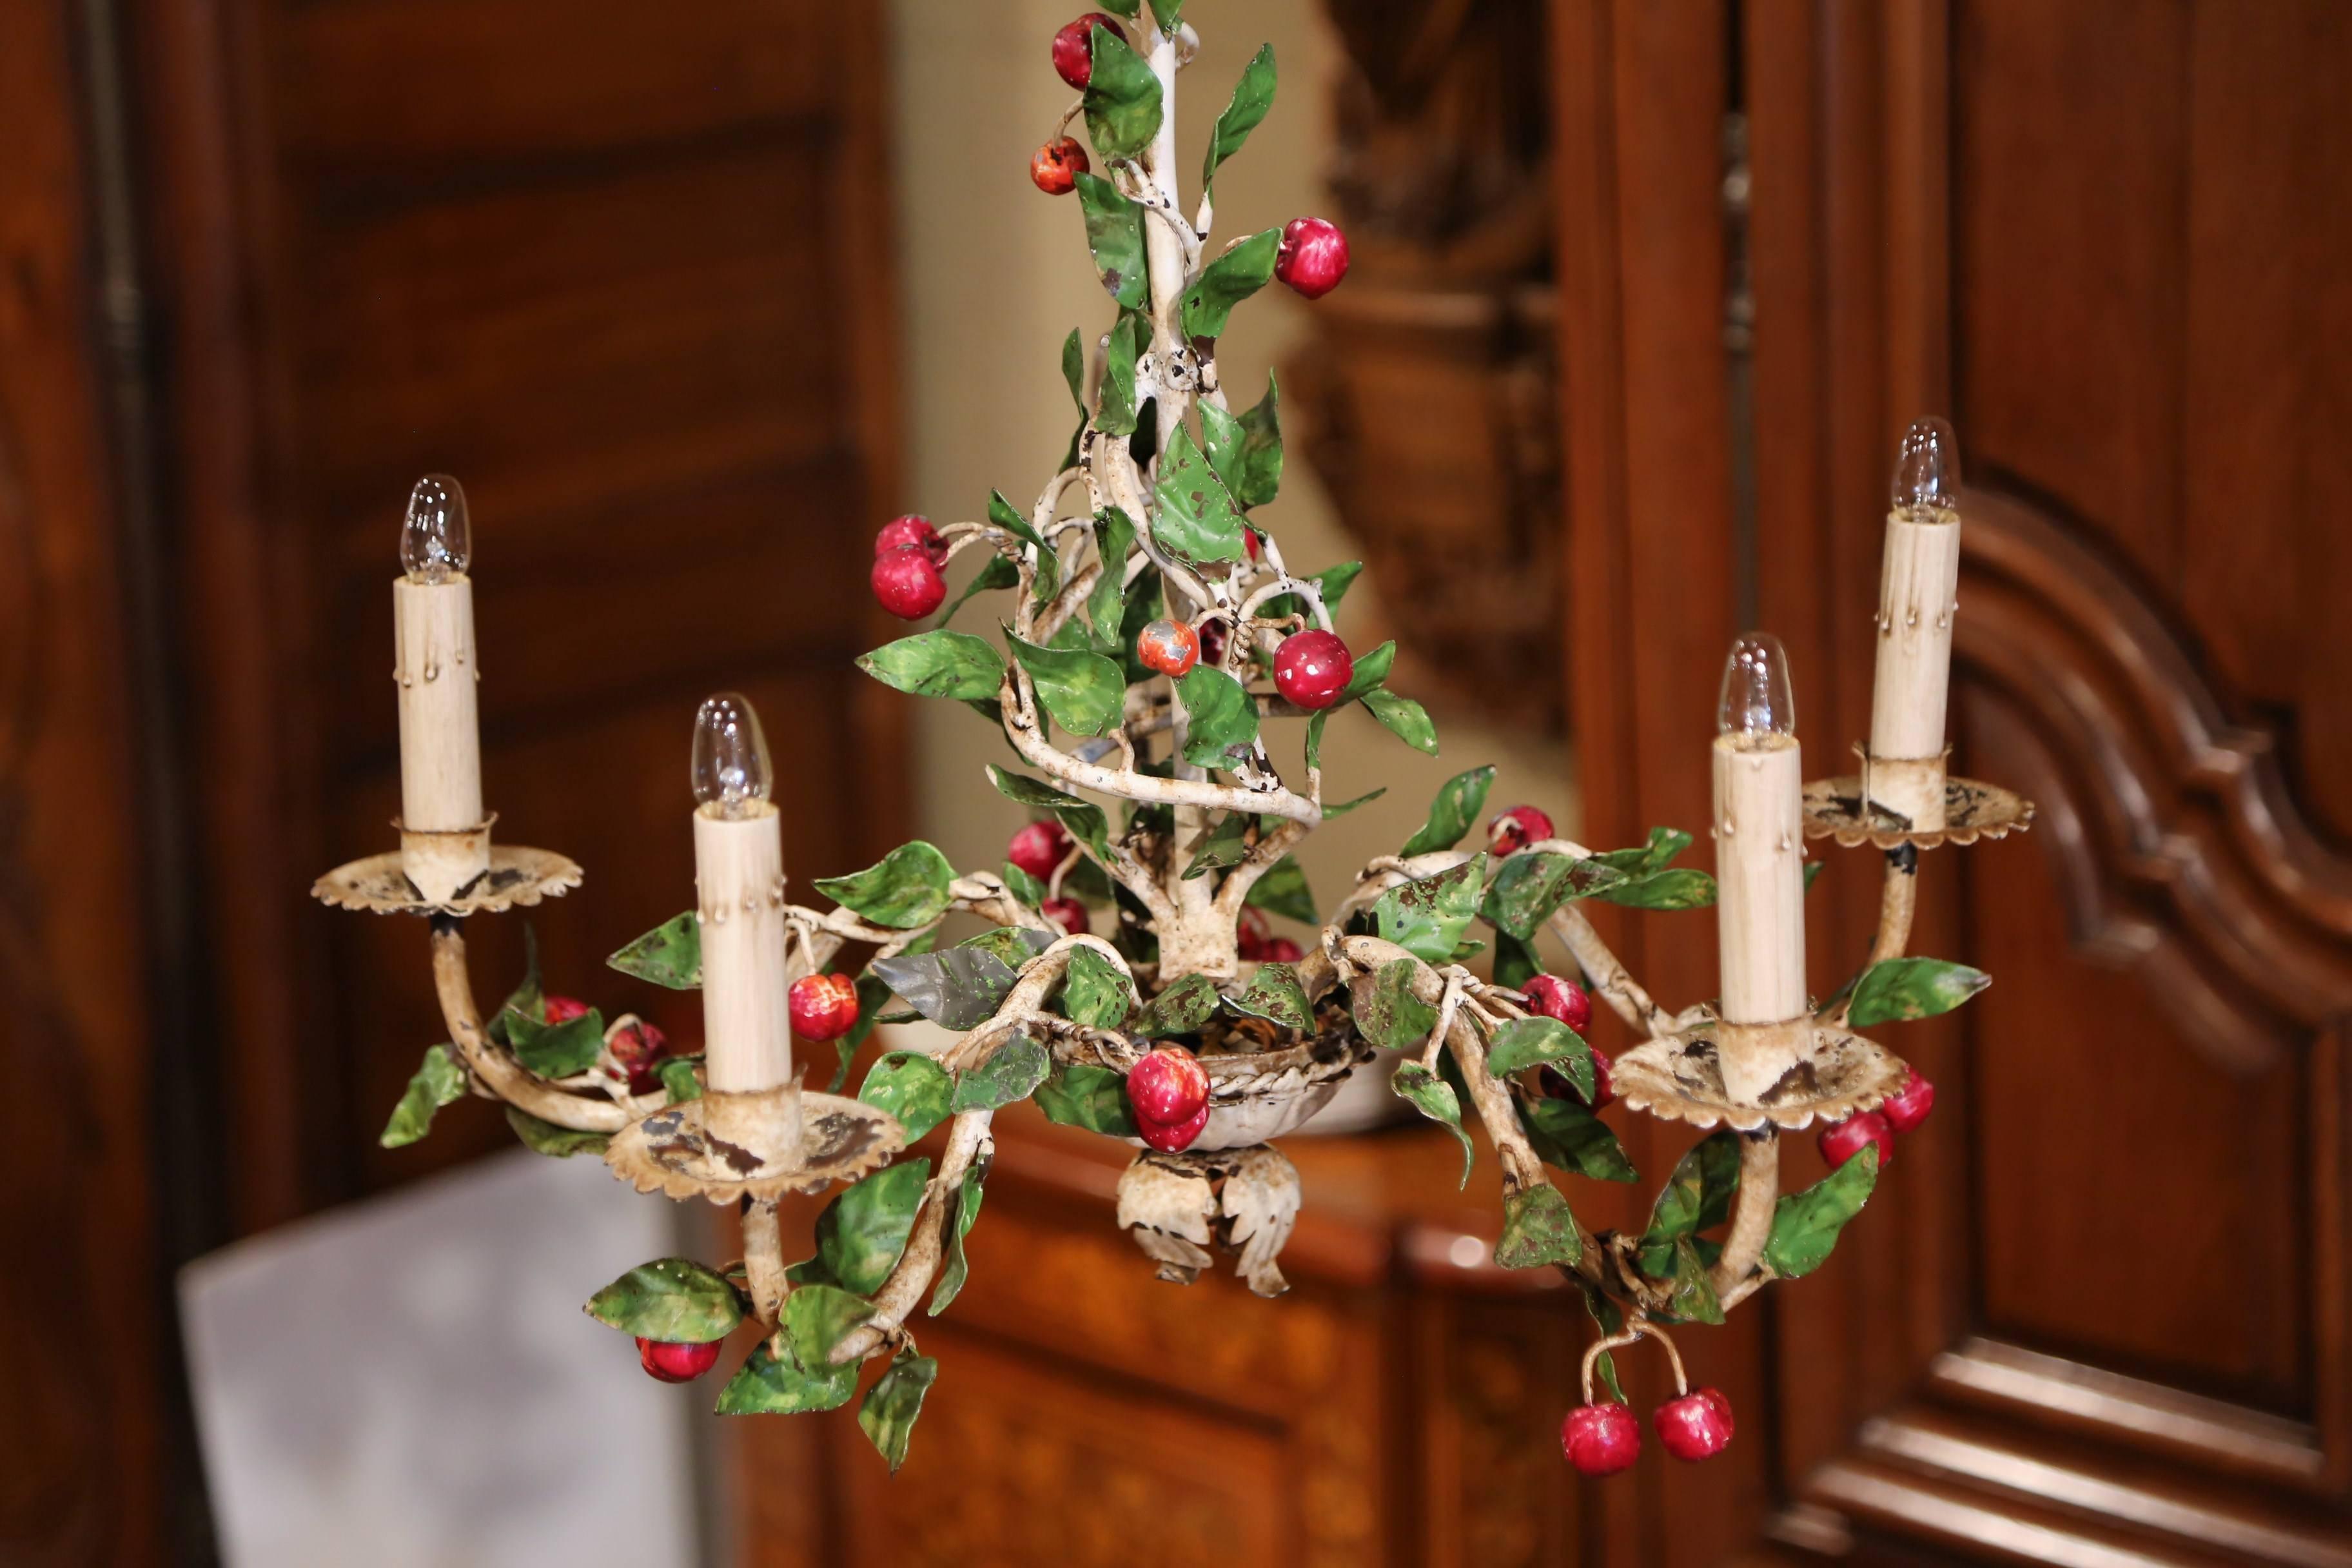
[544,995,674,1099]
[1564,1383,1735,1475]
[1125,1044,1213,1152]
[1817,1064,1935,1169]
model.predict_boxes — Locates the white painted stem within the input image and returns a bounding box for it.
[1712,732,1807,1025]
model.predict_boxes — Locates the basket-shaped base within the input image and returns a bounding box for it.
[312,845,583,917]
[1803,774,2035,850]
[1164,1039,1369,1153]
[1612,1019,1910,1132]
[604,1090,905,1204]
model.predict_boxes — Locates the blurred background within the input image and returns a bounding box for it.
[6,0,2351,1563]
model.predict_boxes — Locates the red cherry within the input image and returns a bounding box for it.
[1244,526,1262,563]
[1136,617,1200,678]
[1197,618,1230,668]
[1273,630,1353,709]
[610,1019,671,1096]
[637,1336,723,1384]
[1654,1387,1735,1462]
[1589,1049,1614,1109]
[1521,974,1592,1034]
[873,514,946,566]
[1128,1046,1211,1125]
[1488,805,1556,856]
[1235,907,1273,960]
[1052,12,1122,88]
[543,995,590,1025]
[1030,137,1089,195]
[1275,217,1350,300]
[1562,1402,1642,1476]
[789,972,861,1043]
[1008,819,1073,879]
[872,544,946,619]
[1880,1066,1936,1134]
[1136,1099,1211,1152]
[1041,897,1088,936]
[1261,936,1304,963]
[1818,1110,1895,1170]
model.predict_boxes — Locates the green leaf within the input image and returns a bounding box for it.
[860,629,1005,702]
[505,1004,605,1079]
[1180,228,1279,340]
[1355,957,1438,1050]
[1373,854,1487,964]
[871,945,1024,1032]
[1661,1237,1726,1324]
[1135,972,1221,1037]
[1202,43,1276,198]
[660,1057,703,1103]
[814,1159,932,1295]
[1585,826,1692,876]
[1325,788,1386,818]
[984,491,1057,600]
[858,1051,954,1141]
[1230,961,1312,1031]
[609,912,701,990]
[1765,1144,1879,1278]
[1095,313,1148,439]
[1338,638,1397,703]
[957,925,1057,971]
[1580,1286,1629,1403]
[837,968,904,1089]
[1000,860,1047,908]
[1400,766,1496,858]
[858,1349,941,1474]
[1008,629,1124,740]
[1092,0,1139,14]
[930,1162,987,1315]
[952,1036,1052,1113]
[584,1258,745,1344]
[1073,172,1149,309]
[1175,665,1259,768]
[1848,957,1992,1028]
[816,841,958,930]
[1494,1184,1583,1269]
[1217,371,1284,509]
[1517,1097,1636,1182]
[1592,867,1717,910]
[1152,423,1248,565]
[493,927,544,1039]
[380,1043,466,1148]
[1305,708,1331,772]
[1364,689,1438,755]
[1033,1061,1137,1135]
[1480,851,1611,942]
[1181,810,1252,878]
[1146,0,1182,32]
[714,1333,858,1416]
[1061,327,1087,413]
[1083,24,1162,160]
[1244,854,1316,924]
[1805,860,1825,893]
[1493,931,1543,990]
[1059,946,1137,1028]
[1391,1062,1473,1187]
[1086,508,1136,653]
[1638,1132,1741,1275]
[1484,1016,1593,1093]
[783,1283,875,1371]
[504,1106,608,1158]
[939,555,1020,628]
[988,765,1112,861]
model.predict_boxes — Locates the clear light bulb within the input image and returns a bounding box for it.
[1890,416,1960,520]
[692,693,772,818]
[1718,632,1796,740]
[400,474,471,583]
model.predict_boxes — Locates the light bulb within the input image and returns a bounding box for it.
[692,693,772,818]
[1718,632,1796,740]
[1890,416,1959,520]
[400,475,471,583]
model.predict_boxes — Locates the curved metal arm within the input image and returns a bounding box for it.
[428,918,628,1133]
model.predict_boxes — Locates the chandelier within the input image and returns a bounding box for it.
[314,3,2030,1477]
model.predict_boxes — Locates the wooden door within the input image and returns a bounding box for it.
[1558,1,2352,1560]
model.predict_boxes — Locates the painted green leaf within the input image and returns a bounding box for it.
[1092,0,1139,14]
[1000,860,1047,908]
[1202,42,1276,198]
[504,1106,608,1158]
[1586,827,1693,877]
[1805,860,1825,893]
[1135,971,1222,1037]
[1638,1131,1741,1275]
[1484,1016,1593,1094]
[1181,810,1251,879]
[1400,765,1496,858]
[505,1005,604,1079]
[1765,1143,1879,1277]
[1268,557,1363,624]
[1494,1184,1583,1269]
[380,1043,466,1148]
[1355,957,1438,1050]
[816,841,957,930]
[609,912,701,989]
[1326,788,1386,818]
[783,1282,874,1374]
[714,1333,858,1416]
[871,945,1023,1032]
[1009,629,1124,740]
[660,1057,703,1103]
[1095,313,1148,439]
[814,1159,932,1296]
[585,1258,745,1344]
[1146,0,1182,32]
[1180,228,1279,340]
[1338,638,1396,703]
[1086,507,1136,654]
[1152,423,1248,565]
[858,1348,941,1474]
[952,1036,1052,1113]
[1059,946,1137,1028]
[1073,172,1148,309]
[1244,854,1316,924]
[1661,1236,1726,1324]
[1211,372,1284,509]
[1374,854,1487,964]
[1848,957,1991,1028]
[1033,1061,1137,1135]
[1175,665,1259,768]
[858,629,1006,702]
[1392,1062,1473,1187]
[929,1162,987,1315]
[837,966,907,1090]
[1493,931,1543,990]
[1083,24,1162,160]
[988,765,1113,861]
[957,926,1057,972]
[1363,689,1439,756]
[1061,326,1087,411]
[493,928,544,1039]
[1517,1096,1636,1182]
[1480,852,1609,941]
[858,1051,954,1142]
[1591,867,1717,910]
[1229,961,1312,1031]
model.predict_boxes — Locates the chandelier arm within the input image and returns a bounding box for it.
[828,1108,996,1366]
[427,921,629,1133]
[1826,844,1919,1028]
[1547,906,1674,1040]
[742,1201,787,1325]
[1706,1132,1782,1300]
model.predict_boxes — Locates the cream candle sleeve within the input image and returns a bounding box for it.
[1713,731,1807,1025]
[693,803,793,1093]
[1866,507,1962,827]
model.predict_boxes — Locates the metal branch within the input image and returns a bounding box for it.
[1548,905,1674,1040]
[828,1108,995,1366]
[428,921,629,1133]
[1707,1132,1781,1298]
[742,1200,787,1324]
[1001,670,1322,826]
[1828,843,1919,1027]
